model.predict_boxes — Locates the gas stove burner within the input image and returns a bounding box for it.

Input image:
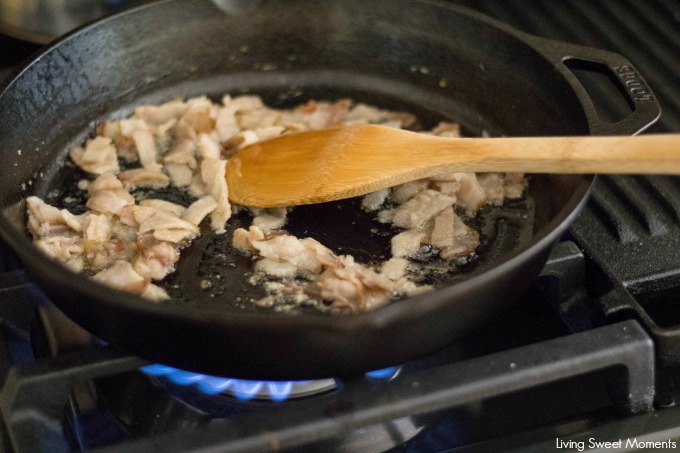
[140,364,402,402]
[140,364,337,402]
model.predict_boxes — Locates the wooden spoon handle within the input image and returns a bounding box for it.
[313,131,680,202]
[388,133,680,175]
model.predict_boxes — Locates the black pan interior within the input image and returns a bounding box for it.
[32,81,546,316]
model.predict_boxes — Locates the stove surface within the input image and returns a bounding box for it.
[1,1,680,452]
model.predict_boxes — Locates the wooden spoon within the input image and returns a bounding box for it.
[225,124,680,207]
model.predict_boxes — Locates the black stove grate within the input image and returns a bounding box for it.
[0,246,656,452]
[1,1,680,451]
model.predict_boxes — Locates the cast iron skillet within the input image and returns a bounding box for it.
[0,0,659,379]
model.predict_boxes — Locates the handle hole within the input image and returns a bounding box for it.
[563,59,634,124]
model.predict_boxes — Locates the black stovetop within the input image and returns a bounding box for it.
[1,1,680,452]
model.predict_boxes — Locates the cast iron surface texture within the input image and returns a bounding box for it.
[0,0,658,379]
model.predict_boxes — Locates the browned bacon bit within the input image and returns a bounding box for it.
[220,134,245,156]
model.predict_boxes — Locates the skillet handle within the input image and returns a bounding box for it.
[526,36,661,136]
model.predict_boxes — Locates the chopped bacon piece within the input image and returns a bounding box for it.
[86,189,134,215]
[200,158,230,232]
[132,129,162,172]
[182,196,218,227]
[69,137,119,175]
[92,260,148,294]
[118,168,170,189]
[392,190,455,229]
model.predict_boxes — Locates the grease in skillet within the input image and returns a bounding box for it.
[25,95,527,314]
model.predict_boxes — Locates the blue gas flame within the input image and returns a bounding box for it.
[140,364,309,401]
[140,363,400,401]
[365,366,400,380]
